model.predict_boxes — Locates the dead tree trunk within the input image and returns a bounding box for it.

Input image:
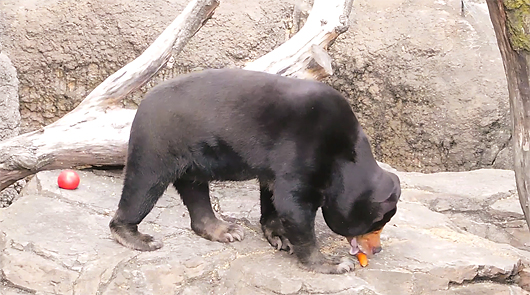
[486,0,530,229]
[0,0,354,191]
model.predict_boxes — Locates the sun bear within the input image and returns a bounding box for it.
[109,68,401,274]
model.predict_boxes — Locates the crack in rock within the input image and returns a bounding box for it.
[448,261,525,290]
[492,135,512,166]
[40,190,113,217]
[9,240,81,273]
[95,254,140,295]
[0,270,37,294]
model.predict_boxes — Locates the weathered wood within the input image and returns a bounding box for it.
[486,0,530,229]
[0,0,354,191]
[291,0,313,37]
[0,0,220,191]
[245,0,353,80]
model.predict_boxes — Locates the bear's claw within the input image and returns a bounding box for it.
[193,218,245,243]
[109,221,163,251]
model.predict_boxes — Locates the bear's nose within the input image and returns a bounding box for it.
[372,246,382,254]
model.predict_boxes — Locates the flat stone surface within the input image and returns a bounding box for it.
[395,168,530,253]
[1,168,530,294]
[398,169,517,208]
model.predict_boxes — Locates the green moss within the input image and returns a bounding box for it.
[504,0,530,9]
[504,0,530,51]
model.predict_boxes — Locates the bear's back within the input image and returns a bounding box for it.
[138,69,352,133]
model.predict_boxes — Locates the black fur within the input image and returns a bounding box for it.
[109,68,401,274]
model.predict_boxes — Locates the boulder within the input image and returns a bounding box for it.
[1,167,530,294]
[0,0,512,173]
[0,51,19,141]
[327,0,511,172]
[0,46,21,208]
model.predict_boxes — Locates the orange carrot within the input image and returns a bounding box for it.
[356,252,368,267]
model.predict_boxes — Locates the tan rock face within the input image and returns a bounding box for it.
[0,0,512,172]
[327,0,512,172]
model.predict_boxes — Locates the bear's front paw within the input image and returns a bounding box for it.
[192,218,245,243]
[110,221,163,251]
[261,217,293,254]
[300,254,355,274]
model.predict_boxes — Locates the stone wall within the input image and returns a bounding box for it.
[0,0,512,172]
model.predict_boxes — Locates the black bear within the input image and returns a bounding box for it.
[109,68,401,274]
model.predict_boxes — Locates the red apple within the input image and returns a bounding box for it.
[57,170,80,190]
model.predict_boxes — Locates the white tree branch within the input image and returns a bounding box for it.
[61,0,220,124]
[245,0,354,79]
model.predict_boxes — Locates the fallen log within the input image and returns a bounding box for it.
[0,0,354,191]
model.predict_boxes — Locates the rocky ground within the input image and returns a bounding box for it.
[1,165,530,295]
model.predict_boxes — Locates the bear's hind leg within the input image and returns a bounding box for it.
[174,179,244,243]
[110,169,172,251]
